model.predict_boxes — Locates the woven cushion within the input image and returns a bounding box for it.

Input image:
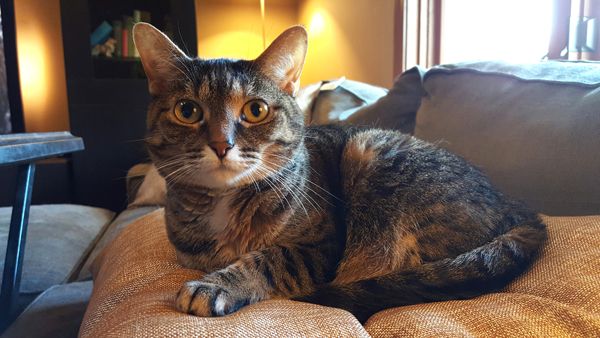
[80,209,369,337]
[81,211,600,337]
[76,206,159,281]
[364,215,600,337]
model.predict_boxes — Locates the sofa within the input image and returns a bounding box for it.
[2,60,599,337]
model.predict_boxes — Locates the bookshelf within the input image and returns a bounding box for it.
[60,0,196,211]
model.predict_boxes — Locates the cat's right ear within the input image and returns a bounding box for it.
[133,23,189,95]
[255,26,308,97]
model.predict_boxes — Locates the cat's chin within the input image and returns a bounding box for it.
[187,167,255,190]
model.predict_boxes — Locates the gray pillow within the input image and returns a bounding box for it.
[346,66,426,134]
[297,78,388,125]
[414,61,600,216]
[2,281,92,338]
[0,204,114,293]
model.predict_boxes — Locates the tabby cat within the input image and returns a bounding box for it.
[132,23,546,323]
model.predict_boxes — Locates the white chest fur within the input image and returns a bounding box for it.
[208,194,234,234]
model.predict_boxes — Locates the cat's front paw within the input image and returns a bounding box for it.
[175,280,249,317]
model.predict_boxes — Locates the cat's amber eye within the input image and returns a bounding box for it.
[174,100,203,124]
[241,99,269,123]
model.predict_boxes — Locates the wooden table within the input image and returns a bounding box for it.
[0,132,84,325]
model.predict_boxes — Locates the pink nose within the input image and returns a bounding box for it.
[209,141,233,159]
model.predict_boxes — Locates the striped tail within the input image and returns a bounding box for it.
[297,216,547,323]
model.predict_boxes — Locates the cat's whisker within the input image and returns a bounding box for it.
[257,157,324,209]
[169,161,202,186]
[155,157,191,172]
[163,162,195,183]
[155,153,197,169]
[256,164,313,217]
[248,171,261,193]
[259,157,336,206]
[163,57,194,85]
[267,152,330,182]
[260,164,323,213]
[253,166,295,213]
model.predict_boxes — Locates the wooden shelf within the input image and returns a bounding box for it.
[92,56,145,78]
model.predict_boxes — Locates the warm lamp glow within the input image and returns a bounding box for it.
[309,11,325,35]
[196,0,297,60]
[260,0,266,49]
[18,32,49,114]
[202,31,264,59]
[15,0,69,132]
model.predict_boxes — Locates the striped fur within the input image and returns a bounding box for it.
[133,24,547,323]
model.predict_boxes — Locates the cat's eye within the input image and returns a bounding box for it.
[241,100,269,123]
[174,100,203,124]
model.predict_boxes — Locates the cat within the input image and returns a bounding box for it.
[132,23,547,323]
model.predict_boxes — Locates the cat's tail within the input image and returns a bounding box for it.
[297,215,547,323]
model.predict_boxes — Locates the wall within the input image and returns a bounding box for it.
[15,0,69,132]
[298,0,395,88]
[195,0,395,88]
[195,0,299,60]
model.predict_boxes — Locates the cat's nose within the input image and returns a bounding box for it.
[209,141,234,159]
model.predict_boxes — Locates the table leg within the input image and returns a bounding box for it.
[0,163,36,325]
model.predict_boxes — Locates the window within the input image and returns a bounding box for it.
[441,0,553,63]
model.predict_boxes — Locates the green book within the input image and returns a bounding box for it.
[123,16,135,58]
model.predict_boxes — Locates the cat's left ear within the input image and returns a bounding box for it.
[255,26,308,97]
[133,22,190,95]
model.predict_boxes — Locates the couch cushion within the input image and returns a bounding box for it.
[413,61,600,215]
[344,66,426,134]
[1,281,92,338]
[76,206,160,281]
[81,210,600,337]
[364,215,600,337]
[0,204,114,293]
[296,78,388,125]
[79,209,369,338]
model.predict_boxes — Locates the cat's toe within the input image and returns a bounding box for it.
[175,280,242,317]
[176,280,218,316]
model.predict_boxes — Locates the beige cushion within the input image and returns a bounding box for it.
[365,215,600,337]
[80,209,369,337]
[76,206,159,281]
[81,211,600,337]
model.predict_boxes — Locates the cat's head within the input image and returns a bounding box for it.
[133,23,308,190]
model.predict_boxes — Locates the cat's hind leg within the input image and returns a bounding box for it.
[334,129,423,284]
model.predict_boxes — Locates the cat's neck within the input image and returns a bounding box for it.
[164,146,310,269]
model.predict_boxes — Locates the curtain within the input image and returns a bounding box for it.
[394,0,441,76]
[548,0,600,60]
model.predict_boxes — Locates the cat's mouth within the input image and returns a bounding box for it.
[213,162,239,173]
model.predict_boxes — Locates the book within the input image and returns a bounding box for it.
[123,16,135,57]
[131,10,151,57]
[112,20,123,57]
[90,21,112,46]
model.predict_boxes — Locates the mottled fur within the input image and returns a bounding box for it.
[133,23,547,323]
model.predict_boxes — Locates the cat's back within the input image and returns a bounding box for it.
[306,124,534,262]
[305,124,427,179]
[305,124,489,195]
